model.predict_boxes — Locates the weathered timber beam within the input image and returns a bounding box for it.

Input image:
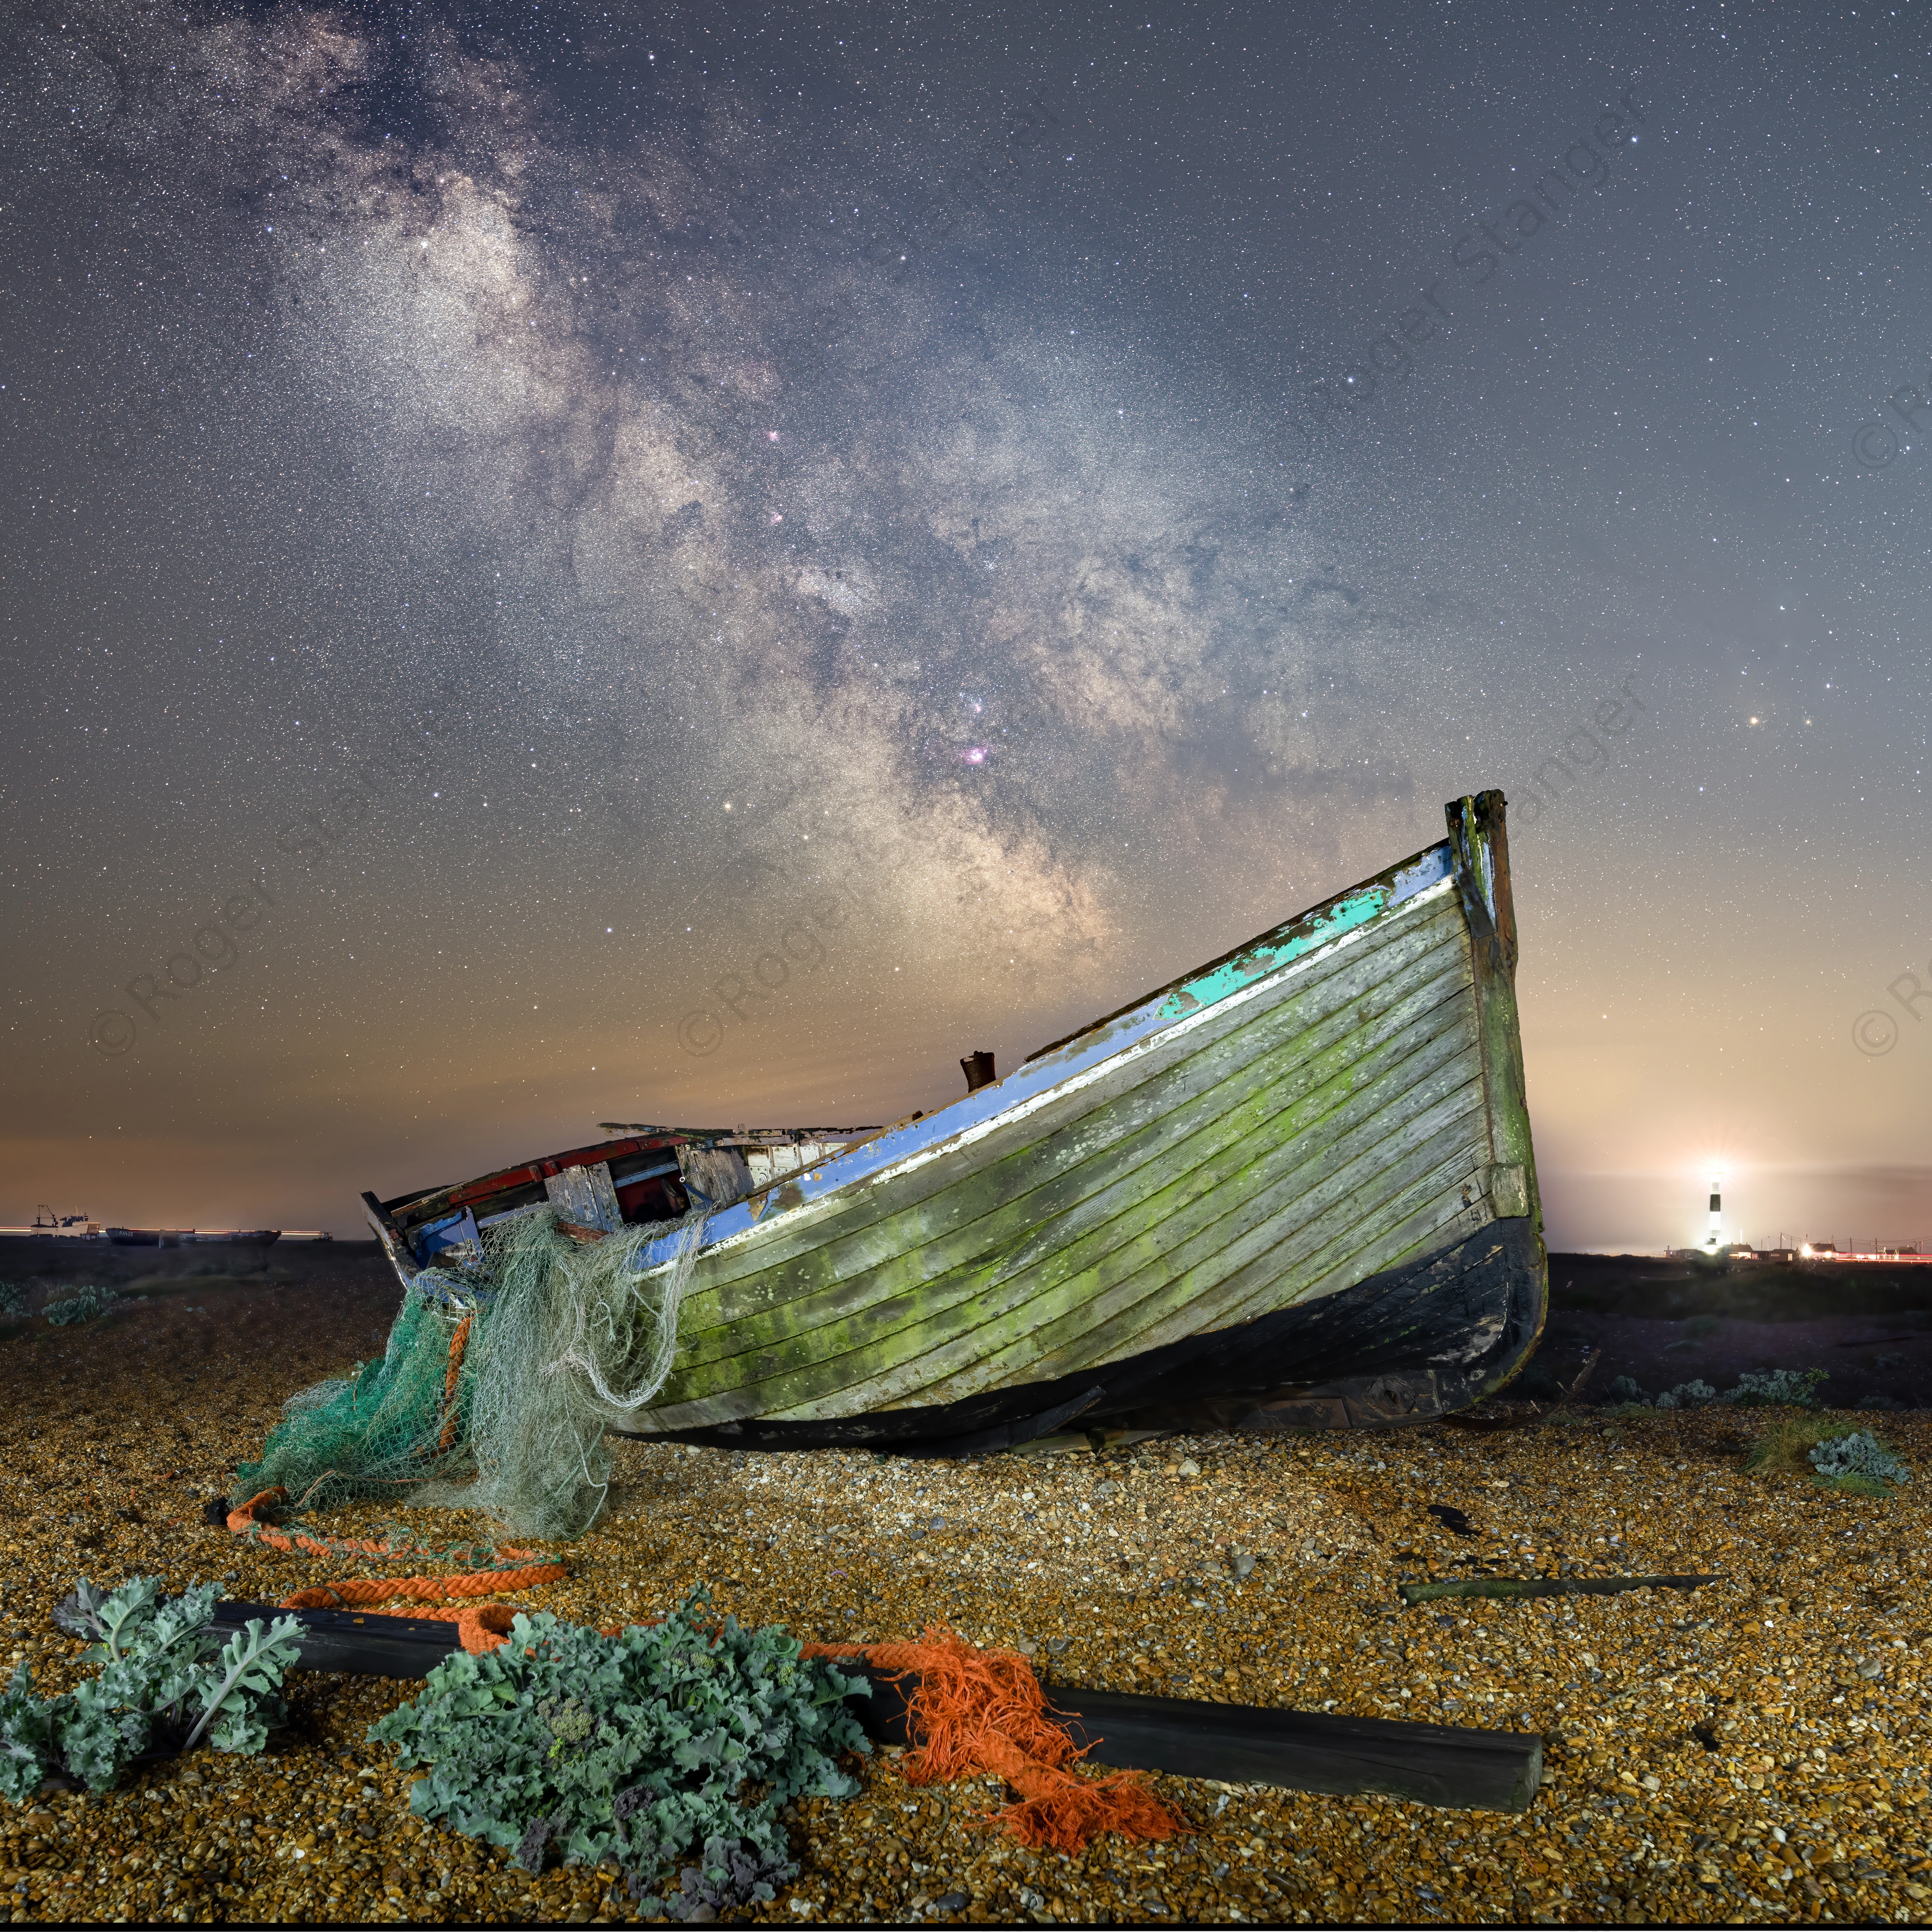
[854,1667,1542,1812]
[1398,1574,1721,1606]
[211,1600,470,1678]
[211,1604,1542,1813]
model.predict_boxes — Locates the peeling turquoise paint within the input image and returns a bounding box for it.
[638,842,1456,1272]
[1156,887,1392,1022]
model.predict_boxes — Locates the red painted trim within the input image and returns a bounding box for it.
[447,1136,682,1209]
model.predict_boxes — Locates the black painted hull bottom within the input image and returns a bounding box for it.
[614,1217,1548,1457]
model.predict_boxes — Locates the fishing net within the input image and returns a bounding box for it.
[233,1204,707,1541]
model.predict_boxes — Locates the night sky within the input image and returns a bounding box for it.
[5,1,1928,1251]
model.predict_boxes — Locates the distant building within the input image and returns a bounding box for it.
[1801,1241,1932,1264]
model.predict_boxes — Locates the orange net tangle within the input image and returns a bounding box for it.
[802,1627,1189,1855]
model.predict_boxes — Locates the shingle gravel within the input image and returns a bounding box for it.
[2,1263,1927,1924]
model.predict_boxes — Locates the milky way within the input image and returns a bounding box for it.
[5,3,1929,1247]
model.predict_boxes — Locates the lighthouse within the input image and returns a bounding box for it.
[1706,1176,1723,1253]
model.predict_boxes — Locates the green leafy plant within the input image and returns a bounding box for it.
[1653,1379,1717,1409]
[0,1282,27,1319]
[1808,1430,1910,1495]
[368,1589,870,1919]
[1742,1417,1909,1496]
[43,1285,120,1328]
[1607,1375,1720,1410]
[1723,1368,1827,1408]
[0,1578,302,1802]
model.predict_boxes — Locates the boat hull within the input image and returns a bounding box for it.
[641,1215,1542,1454]
[371,792,1545,1444]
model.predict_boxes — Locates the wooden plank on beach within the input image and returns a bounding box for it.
[1399,1574,1721,1606]
[840,1665,1544,1813]
[210,1603,1542,1813]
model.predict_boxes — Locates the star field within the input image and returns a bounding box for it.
[4,1,1929,1249]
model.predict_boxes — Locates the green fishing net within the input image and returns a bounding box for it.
[234,1205,707,1541]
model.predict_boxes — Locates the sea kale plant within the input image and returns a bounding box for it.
[1808,1430,1911,1494]
[1723,1369,1828,1408]
[1605,1376,1717,1412]
[0,1579,303,1802]
[367,1590,870,1920]
[42,1284,120,1327]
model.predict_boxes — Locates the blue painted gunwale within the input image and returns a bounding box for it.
[632,840,1458,1275]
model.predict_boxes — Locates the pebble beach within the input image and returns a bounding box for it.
[2,1246,1927,1925]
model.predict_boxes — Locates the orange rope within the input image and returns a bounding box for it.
[226,1489,567,1601]
[227,1488,564,1654]
[438,1314,473,1451]
[800,1628,1188,1854]
[274,1567,566,1605]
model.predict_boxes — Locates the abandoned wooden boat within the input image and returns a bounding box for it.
[363,791,1545,1451]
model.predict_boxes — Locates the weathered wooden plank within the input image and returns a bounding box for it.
[973,958,1478,1300]
[663,939,1478,1378]
[1399,1575,1719,1606]
[644,979,1483,1414]
[1013,1114,1498,1385]
[784,1085,1493,1421]
[865,1043,1491,1403]
[631,929,1487,1424]
[544,1161,622,1234]
[209,1603,1542,1814]
[680,882,1469,1303]
[855,1127,1493,1424]
[640,1043,1490,1429]
[644,1123,1494,1432]
[1049,1689,1544,1813]
[666,891,1475,1352]
[1444,790,1546,1393]
[1203,1129,1508,1339]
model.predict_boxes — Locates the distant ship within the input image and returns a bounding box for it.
[0,1208,105,1239]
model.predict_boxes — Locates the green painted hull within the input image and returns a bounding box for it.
[369,792,1545,1443]
[620,797,1543,1435]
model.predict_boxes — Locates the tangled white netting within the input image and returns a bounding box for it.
[235,1204,707,1540]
